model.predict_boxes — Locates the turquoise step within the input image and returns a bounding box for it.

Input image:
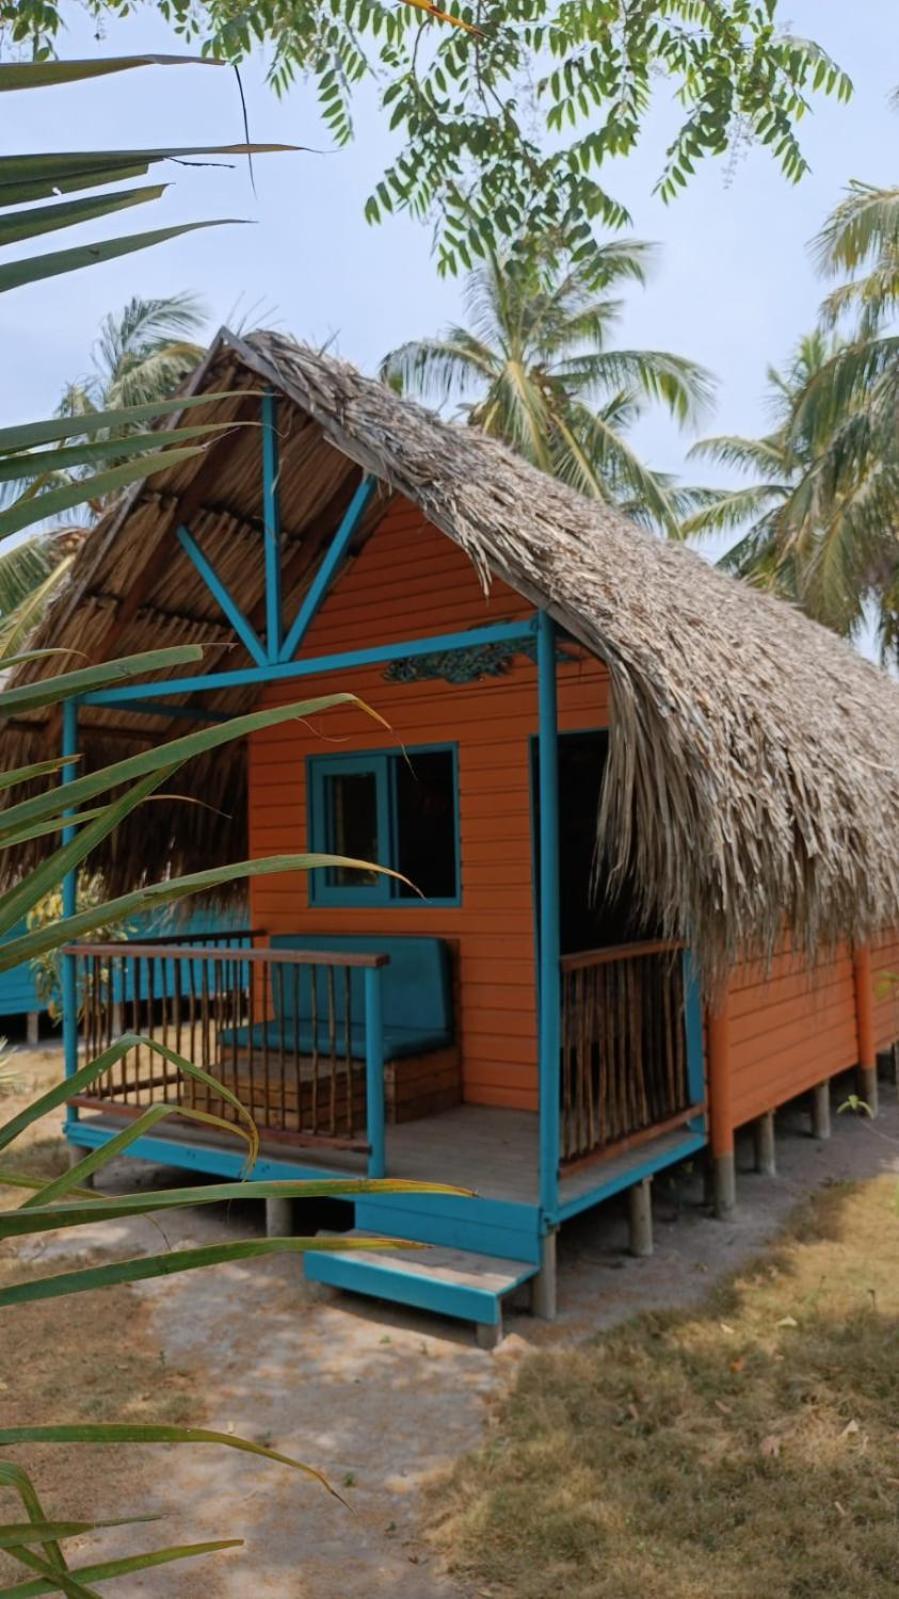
[305,1230,537,1340]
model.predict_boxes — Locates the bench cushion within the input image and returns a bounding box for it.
[221,934,453,1061]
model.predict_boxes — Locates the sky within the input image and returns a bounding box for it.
[2,0,897,503]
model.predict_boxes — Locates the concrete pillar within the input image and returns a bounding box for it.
[853,946,879,1118]
[65,1144,94,1184]
[26,1012,39,1046]
[707,991,736,1217]
[531,1230,557,1320]
[112,1001,125,1037]
[265,1196,294,1237]
[811,1081,831,1141]
[627,1177,653,1257]
[476,1316,502,1350]
[753,1110,777,1176]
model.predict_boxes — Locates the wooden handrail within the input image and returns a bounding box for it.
[560,938,683,973]
[64,941,390,969]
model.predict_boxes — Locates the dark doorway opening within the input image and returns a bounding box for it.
[533,729,662,956]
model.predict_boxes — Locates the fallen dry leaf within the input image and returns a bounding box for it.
[777,1315,799,1328]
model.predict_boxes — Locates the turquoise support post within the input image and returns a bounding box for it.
[262,391,282,660]
[278,475,377,663]
[682,948,706,1128]
[536,611,561,1223]
[176,525,268,666]
[364,964,386,1179]
[61,699,79,1116]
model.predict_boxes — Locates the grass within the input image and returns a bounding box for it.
[0,1049,203,1586]
[431,1175,899,1599]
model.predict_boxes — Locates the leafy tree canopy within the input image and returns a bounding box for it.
[3,0,853,280]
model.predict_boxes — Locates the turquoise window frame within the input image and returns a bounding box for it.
[308,743,461,908]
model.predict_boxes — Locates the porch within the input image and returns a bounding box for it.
[64,930,706,1338]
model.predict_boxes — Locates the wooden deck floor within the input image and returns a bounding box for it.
[79,1101,703,1213]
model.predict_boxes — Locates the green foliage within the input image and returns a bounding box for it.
[25,877,132,1018]
[684,171,899,661]
[382,240,713,533]
[2,0,853,283]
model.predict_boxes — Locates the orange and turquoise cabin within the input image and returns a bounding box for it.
[6,331,899,1343]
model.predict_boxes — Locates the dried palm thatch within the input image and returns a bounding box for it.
[4,328,899,981]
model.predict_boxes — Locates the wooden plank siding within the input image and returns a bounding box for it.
[871,929,899,1052]
[247,495,610,1110]
[727,942,858,1127]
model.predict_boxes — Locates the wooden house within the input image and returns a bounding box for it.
[6,331,899,1343]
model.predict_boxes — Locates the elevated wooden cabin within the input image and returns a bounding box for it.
[6,331,899,1341]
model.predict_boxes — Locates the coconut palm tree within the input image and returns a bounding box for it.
[3,292,208,525]
[684,178,899,662]
[380,244,714,536]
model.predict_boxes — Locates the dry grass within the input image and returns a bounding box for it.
[0,1051,203,1584]
[431,1177,899,1599]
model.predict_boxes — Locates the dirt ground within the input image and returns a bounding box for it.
[1,1044,897,1597]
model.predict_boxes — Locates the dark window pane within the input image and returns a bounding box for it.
[326,771,380,886]
[395,751,457,899]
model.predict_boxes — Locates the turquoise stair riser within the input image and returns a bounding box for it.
[355,1194,543,1264]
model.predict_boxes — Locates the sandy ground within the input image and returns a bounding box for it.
[3,1045,898,1598]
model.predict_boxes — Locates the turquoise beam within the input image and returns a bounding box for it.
[262,391,282,659]
[536,610,561,1224]
[82,617,539,706]
[682,948,706,1129]
[278,475,377,663]
[176,523,268,667]
[364,964,386,1178]
[60,699,79,1115]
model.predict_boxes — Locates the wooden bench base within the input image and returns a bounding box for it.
[183,1045,461,1135]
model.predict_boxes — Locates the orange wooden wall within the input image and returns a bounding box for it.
[871,929,899,1052]
[247,495,610,1111]
[246,492,899,1127]
[727,942,858,1129]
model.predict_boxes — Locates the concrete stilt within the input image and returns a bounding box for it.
[112,1001,125,1037]
[476,1316,502,1350]
[753,1110,777,1176]
[713,1152,736,1218]
[265,1197,294,1237]
[858,1064,879,1119]
[627,1177,653,1258]
[66,1144,94,1184]
[811,1081,831,1141]
[26,1012,39,1046]
[531,1230,557,1320]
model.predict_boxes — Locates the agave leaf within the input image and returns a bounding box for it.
[0,422,236,482]
[0,806,108,850]
[0,186,167,248]
[0,1034,257,1164]
[0,445,207,541]
[0,393,247,454]
[24,1101,258,1207]
[0,756,79,793]
[0,148,296,209]
[0,1169,95,1200]
[0,854,403,969]
[0,1425,337,1497]
[0,768,173,937]
[0,1517,159,1552]
[3,1552,97,1599]
[0,1465,67,1576]
[0,644,203,716]
[0,691,384,840]
[0,1235,422,1307]
[0,1176,468,1238]
[0,1540,242,1598]
[0,56,221,92]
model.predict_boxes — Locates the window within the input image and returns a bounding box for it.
[309,746,460,906]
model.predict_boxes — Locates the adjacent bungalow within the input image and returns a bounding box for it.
[6,331,899,1342]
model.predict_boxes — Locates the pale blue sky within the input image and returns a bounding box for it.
[2,0,897,506]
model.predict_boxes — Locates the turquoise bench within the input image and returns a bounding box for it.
[221,933,454,1062]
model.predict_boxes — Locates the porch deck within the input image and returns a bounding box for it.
[71,1100,705,1222]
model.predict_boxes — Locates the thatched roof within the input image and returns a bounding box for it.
[5,328,899,979]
